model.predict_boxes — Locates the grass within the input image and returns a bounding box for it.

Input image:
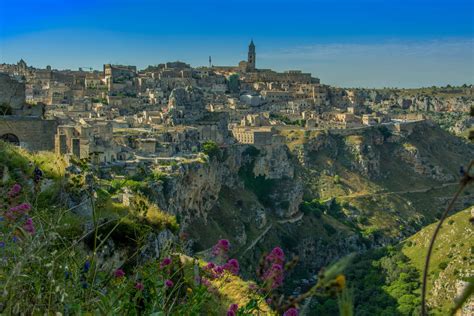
[401,208,474,313]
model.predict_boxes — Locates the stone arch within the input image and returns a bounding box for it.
[0,133,20,146]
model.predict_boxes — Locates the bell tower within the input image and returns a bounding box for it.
[247,40,256,71]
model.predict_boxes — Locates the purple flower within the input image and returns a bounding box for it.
[223,259,240,275]
[283,307,299,316]
[135,282,144,291]
[212,239,230,257]
[10,203,32,215]
[262,263,284,289]
[0,241,5,248]
[165,279,174,288]
[271,247,284,258]
[83,260,91,273]
[8,184,21,198]
[204,262,216,270]
[226,311,236,316]
[229,303,238,312]
[23,217,35,235]
[266,247,285,265]
[114,268,125,278]
[160,257,172,268]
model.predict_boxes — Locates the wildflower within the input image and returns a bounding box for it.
[0,241,5,248]
[8,184,21,198]
[262,263,284,289]
[165,279,173,288]
[10,203,31,216]
[283,307,299,316]
[23,218,35,235]
[114,268,125,278]
[4,211,15,221]
[266,247,285,265]
[227,304,239,316]
[229,303,238,312]
[213,265,224,278]
[81,282,88,289]
[83,260,90,273]
[160,257,172,268]
[227,304,238,316]
[201,278,211,287]
[135,282,144,291]
[204,262,216,270]
[212,239,230,257]
[223,259,240,275]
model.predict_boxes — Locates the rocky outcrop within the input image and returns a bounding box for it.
[397,143,454,182]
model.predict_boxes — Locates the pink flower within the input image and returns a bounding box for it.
[160,257,172,268]
[271,247,284,258]
[135,282,144,291]
[114,268,125,278]
[212,239,230,257]
[201,278,211,287]
[165,279,174,288]
[229,303,238,311]
[262,263,284,289]
[283,307,299,316]
[23,217,35,235]
[226,303,238,316]
[223,259,240,275]
[266,247,285,265]
[8,184,22,197]
[204,262,216,270]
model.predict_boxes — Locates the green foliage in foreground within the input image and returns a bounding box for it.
[313,247,421,316]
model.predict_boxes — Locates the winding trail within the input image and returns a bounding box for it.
[241,224,273,255]
[335,182,459,199]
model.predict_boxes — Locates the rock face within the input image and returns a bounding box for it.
[137,120,473,290]
[397,143,454,182]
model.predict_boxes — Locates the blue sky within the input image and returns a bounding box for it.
[1,0,473,87]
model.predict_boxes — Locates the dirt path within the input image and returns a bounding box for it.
[336,182,459,199]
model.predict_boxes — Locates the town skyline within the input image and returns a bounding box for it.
[1,0,473,88]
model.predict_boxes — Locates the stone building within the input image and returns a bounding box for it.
[247,40,256,72]
[232,126,275,146]
[0,73,57,151]
[0,116,57,151]
[165,86,206,125]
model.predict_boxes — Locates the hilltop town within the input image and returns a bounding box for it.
[0,41,473,315]
[0,41,472,166]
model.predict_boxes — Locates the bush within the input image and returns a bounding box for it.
[438,261,448,270]
[202,141,220,159]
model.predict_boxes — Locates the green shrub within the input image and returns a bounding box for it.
[438,261,448,270]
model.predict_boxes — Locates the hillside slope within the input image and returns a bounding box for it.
[402,207,473,314]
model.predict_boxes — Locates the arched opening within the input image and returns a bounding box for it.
[0,133,20,146]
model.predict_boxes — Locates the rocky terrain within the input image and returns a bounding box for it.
[117,120,473,289]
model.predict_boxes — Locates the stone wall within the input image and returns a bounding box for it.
[0,116,57,151]
[0,73,25,110]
